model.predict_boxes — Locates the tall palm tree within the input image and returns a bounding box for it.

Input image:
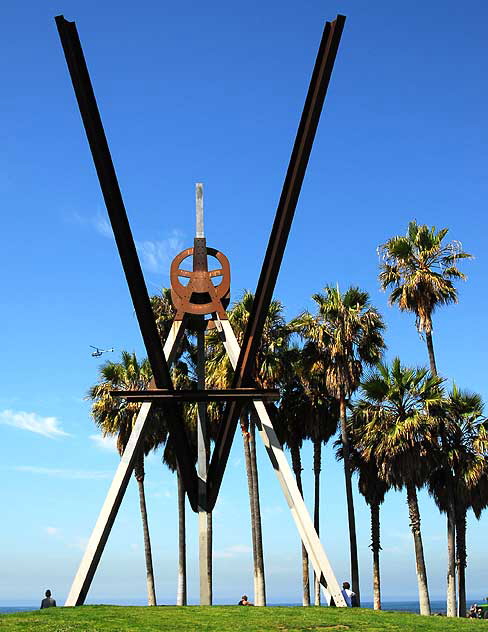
[346,412,390,610]
[207,291,289,606]
[276,347,314,606]
[162,439,187,606]
[378,220,471,376]
[299,346,339,606]
[428,386,488,617]
[88,351,166,606]
[160,357,199,606]
[293,286,386,604]
[151,288,202,605]
[379,221,472,614]
[356,358,444,616]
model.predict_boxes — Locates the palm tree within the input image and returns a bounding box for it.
[151,288,203,605]
[428,386,488,617]
[88,351,166,606]
[161,439,187,606]
[379,221,471,616]
[293,286,386,604]
[378,220,471,377]
[379,221,472,614]
[356,358,444,616]
[277,347,314,606]
[457,471,488,617]
[206,291,290,606]
[346,412,390,610]
[299,346,339,606]
[159,356,200,606]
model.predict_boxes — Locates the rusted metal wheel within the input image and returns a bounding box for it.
[170,246,230,317]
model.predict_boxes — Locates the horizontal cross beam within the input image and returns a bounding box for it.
[110,388,280,402]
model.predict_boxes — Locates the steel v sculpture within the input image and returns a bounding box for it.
[55,13,347,608]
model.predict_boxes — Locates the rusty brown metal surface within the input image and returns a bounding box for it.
[55,15,198,510]
[170,240,230,318]
[207,14,346,510]
[110,388,280,402]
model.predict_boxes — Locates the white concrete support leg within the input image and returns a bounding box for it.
[216,318,347,608]
[65,321,185,606]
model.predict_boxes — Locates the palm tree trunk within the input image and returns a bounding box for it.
[425,323,457,618]
[176,471,187,606]
[446,505,457,617]
[425,322,459,618]
[406,481,430,616]
[313,438,321,606]
[250,415,266,606]
[425,325,457,617]
[456,507,467,618]
[291,444,310,607]
[339,393,360,605]
[134,453,157,606]
[241,413,259,602]
[370,502,381,610]
[425,331,437,376]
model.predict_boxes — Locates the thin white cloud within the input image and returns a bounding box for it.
[214,544,252,559]
[69,210,112,238]
[136,230,184,273]
[93,214,112,238]
[90,434,118,452]
[68,209,183,274]
[15,466,110,480]
[0,409,69,438]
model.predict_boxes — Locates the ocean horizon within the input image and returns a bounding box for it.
[1,599,480,615]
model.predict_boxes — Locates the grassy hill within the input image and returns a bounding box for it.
[0,605,486,631]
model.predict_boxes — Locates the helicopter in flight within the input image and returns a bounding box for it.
[90,346,114,358]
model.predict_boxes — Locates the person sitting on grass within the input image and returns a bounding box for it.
[40,590,56,609]
[238,594,253,606]
[341,581,358,607]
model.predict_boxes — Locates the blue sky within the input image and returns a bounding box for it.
[1,0,487,606]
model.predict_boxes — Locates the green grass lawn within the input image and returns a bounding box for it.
[1,606,487,632]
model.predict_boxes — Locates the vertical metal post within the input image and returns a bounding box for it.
[196,183,204,238]
[196,183,212,604]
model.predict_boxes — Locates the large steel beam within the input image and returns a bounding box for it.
[55,16,198,509]
[208,15,346,508]
[215,319,347,607]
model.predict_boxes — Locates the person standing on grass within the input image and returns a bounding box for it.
[40,589,56,609]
